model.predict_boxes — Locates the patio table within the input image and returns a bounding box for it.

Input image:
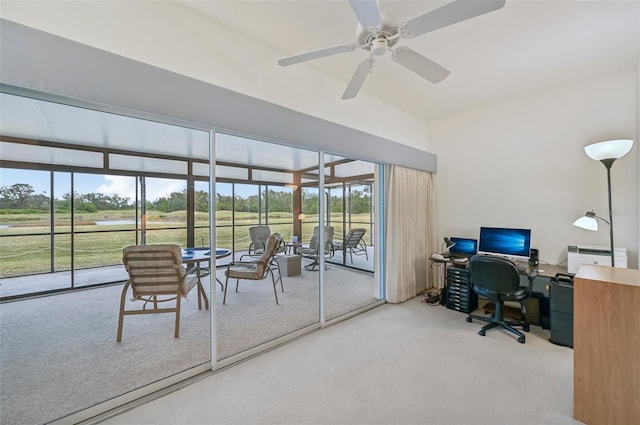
[182,248,232,309]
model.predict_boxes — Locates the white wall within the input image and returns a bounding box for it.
[0,0,428,151]
[428,69,638,269]
[4,0,639,267]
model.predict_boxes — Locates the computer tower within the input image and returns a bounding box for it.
[549,275,574,347]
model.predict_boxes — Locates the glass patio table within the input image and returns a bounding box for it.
[182,248,232,309]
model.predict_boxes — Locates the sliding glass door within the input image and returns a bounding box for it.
[214,133,322,361]
[0,91,213,424]
[0,89,385,424]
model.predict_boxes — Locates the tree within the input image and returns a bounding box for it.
[216,193,233,211]
[267,189,292,213]
[302,190,319,214]
[0,183,35,209]
[150,190,187,212]
[349,189,371,214]
[195,190,209,212]
[29,193,50,211]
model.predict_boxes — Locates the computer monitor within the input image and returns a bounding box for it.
[478,227,531,261]
[448,237,478,257]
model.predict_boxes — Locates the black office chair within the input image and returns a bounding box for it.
[465,255,530,343]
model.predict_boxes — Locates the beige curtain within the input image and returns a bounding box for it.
[385,165,438,303]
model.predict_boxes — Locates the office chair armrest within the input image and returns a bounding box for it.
[524,269,537,298]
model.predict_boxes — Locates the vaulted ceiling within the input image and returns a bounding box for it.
[1,0,638,126]
[180,0,639,122]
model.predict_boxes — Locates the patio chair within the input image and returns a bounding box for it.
[117,244,199,342]
[247,225,272,256]
[334,228,368,264]
[299,226,335,271]
[224,233,284,305]
[246,225,285,259]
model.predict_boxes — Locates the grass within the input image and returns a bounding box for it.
[0,210,373,278]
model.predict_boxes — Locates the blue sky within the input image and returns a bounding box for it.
[0,168,286,202]
[0,168,186,202]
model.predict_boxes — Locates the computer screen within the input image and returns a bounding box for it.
[478,227,531,260]
[448,237,478,256]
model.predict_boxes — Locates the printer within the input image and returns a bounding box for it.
[567,245,628,274]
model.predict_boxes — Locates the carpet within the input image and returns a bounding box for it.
[0,266,377,425]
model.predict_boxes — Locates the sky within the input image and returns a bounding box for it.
[0,168,186,202]
[0,168,284,202]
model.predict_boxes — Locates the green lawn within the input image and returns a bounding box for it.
[0,210,372,277]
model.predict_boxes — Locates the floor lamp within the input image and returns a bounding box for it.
[573,139,634,267]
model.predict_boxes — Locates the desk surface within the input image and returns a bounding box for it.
[519,263,568,279]
[433,256,569,279]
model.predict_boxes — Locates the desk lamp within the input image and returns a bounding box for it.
[442,237,456,256]
[573,210,608,231]
[573,139,633,266]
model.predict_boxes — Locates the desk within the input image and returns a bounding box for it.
[182,248,232,310]
[517,262,568,280]
[475,261,568,325]
[428,256,455,292]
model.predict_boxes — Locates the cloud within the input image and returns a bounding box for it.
[97,176,186,203]
[96,176,136,201]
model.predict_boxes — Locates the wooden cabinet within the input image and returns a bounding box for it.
[573,265,640,425]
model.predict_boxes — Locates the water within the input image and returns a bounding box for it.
[95,220,136,225]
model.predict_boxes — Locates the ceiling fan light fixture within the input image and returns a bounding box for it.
[371,37,388,56]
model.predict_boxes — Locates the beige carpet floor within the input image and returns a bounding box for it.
[0,266,376,425]
[103,297,580,425]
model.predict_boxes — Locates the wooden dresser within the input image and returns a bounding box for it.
[573,265,640,425]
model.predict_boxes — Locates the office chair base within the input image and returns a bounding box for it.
[466,314,529,344]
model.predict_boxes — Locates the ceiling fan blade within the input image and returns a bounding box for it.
[342,59,373,100]
[278,43,359,66]
[348,0,383,30]
[392,47,450,84]
[401,0,505,38]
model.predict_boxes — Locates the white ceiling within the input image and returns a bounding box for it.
[0,93,368,175]
[180,0,640,122]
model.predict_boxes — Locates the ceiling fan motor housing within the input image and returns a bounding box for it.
[356,21,399,52]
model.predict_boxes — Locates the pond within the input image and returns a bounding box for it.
[95,220,137,225]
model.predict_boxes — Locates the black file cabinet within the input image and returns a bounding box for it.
[445,266,478,313]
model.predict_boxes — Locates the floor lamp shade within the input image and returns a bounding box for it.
[584,139,633,162]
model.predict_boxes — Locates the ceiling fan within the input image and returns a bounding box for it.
[277,0,506,99]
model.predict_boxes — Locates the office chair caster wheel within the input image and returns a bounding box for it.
[478,329,485,336]
[523,324,530,332]
[517,335,525,344]
[466,317,472,323]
